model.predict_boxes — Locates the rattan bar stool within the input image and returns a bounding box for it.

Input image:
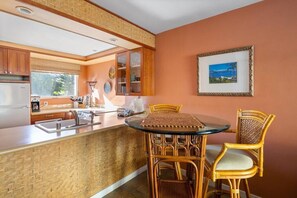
[149,104,183,113]
[148,133,207,198]
[203,109,275,198]
[149,104,184,180]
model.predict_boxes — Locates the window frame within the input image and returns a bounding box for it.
[31,71,79,99]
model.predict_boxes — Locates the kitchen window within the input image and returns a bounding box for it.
[31,71,78,97]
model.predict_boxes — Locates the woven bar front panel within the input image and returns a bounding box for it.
[0,126,146,197]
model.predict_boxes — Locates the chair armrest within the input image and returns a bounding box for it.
[211,142,262,171]
[224,142,262,150]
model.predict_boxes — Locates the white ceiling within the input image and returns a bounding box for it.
[91,0,262,34]
[0,11,116,56]
[0,0,262,57]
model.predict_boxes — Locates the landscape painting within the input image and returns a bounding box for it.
[197,46,254,96]
[209,62,237,84]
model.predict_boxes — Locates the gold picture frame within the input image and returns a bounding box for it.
[197,46,254,96]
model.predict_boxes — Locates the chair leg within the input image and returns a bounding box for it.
[174,162,183,180]
[208,179,222,198]
[243,179,251,198]
[227,179,241,198]
[203,178,210,198]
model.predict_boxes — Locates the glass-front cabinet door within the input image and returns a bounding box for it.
[129,50,141,95]
[116,52,127,95]
[115,47,154,96]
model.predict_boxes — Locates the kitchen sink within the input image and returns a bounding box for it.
[35,118,101,133]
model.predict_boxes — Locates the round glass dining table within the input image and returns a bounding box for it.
[125,113,230,198]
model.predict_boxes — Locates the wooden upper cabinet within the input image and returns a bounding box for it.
[116,51,128,95]
[115,47,154,96]
[0,48,8,74]
[7,49,30,76]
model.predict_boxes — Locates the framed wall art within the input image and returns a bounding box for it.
[197,46,254,96]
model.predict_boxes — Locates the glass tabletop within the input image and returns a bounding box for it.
[125,113,230,135]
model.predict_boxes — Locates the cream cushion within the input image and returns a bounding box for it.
[206,144,254,171]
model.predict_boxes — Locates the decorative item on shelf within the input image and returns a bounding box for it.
[131,74,136,82]
[104,81,112,94]
[73,101,78,108]
[84,95,90,108]
[121,85,126,93]
[108,66,115,79]
[70,96,83,108]
[87,81,97,107]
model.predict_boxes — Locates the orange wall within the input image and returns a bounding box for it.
[144,0,297,197]
[86,60,116,105]
[79,65,88,96]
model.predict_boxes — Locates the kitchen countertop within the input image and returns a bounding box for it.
[31,107,118,115]
[0,112,126,154]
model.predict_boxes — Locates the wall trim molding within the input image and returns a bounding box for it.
[91,165,147,198]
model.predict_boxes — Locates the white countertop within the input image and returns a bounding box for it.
[0,113,126,154]
[31,107,118,115]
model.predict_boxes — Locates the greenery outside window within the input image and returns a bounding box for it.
[31,71,78,97]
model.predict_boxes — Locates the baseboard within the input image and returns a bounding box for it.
[91,164,261,198]
[208,180,261,198]
[91,165,147,198]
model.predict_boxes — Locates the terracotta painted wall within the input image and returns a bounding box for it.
[86,60,125,107]
[144,0,297,197]
[40,65,88,106]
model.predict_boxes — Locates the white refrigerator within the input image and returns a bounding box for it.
[0,83,30,129]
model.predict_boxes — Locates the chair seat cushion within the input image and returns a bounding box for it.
[206,144,254,171]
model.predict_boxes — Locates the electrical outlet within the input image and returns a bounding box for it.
[44,101,48,106]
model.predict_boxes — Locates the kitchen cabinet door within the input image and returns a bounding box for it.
[7,49,30,75]
[115,47,154,96]
[116,52,128,95]
[0,48,8,74]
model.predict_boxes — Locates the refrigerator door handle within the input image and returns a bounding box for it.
[20,105,30,109]
[2,106,30,109]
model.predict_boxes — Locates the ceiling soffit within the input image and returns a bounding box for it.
[18,0,155,49]
[0,40,120,65]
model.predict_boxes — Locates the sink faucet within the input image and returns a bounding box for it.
[90,111,95,123]
[70,110,79,126]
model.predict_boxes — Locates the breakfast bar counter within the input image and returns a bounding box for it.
[0,113,146,197]
[30,107,118,116]
[0,112,124,154]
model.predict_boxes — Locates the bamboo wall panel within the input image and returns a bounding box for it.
[22,0,155,48]
[0,126,146,197]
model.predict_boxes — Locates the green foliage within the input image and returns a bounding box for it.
[209,77,237,84]
[31,72,77,97]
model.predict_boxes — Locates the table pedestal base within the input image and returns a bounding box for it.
[145,133,207,198]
